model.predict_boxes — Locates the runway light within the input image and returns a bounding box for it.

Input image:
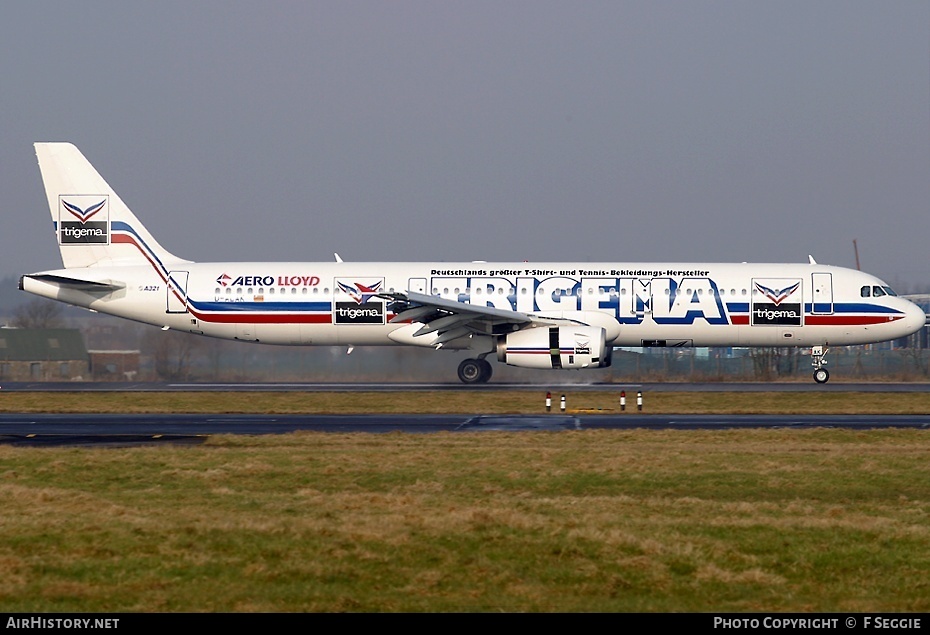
[546,391,551,412]
[620,390,626,411]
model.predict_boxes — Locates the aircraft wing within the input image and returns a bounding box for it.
[379,290,583,345]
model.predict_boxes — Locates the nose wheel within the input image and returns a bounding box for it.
[811,346,830,384]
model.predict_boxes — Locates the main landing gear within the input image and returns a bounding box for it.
[458,357,493,384]
[811,346,830,384]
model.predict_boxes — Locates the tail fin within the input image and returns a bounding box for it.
[34,142,190,269]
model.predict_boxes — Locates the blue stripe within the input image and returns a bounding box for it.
[804,303,900,314]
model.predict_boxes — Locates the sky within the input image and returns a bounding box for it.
[2,1,928,290]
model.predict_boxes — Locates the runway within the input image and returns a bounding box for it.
[2,381,927,445]
[1,412,928,446]
[3,381,930,392]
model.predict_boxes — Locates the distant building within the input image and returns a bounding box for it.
[88,350,141,381]
[0,328,89,380]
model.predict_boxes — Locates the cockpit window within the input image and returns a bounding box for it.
[872,286,885,297]
[883,286,897,297]
[861,286,871,297]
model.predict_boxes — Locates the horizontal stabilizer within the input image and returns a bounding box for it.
[20,274,125,292]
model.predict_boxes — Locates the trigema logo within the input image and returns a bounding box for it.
[59,196,109,245]
[751,279,802,326]
[333,278,385,324]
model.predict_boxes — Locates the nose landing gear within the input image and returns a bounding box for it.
[811,346,830,384]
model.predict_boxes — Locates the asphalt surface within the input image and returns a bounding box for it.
[2,381,928,446]
[0,412,928,446]
[3,381,930,392]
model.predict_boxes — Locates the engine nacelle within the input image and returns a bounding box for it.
[497,326,609,370]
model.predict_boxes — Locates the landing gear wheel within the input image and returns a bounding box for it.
[458,358,485,384]
[458,358,493,384]
[478,358,493,383]
[810,346,830,384]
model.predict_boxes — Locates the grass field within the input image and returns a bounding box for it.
[2,389,930,414]
[0,391,928,612]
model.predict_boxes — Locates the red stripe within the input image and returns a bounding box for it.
[189,311,332,324]
[805,315,902,326]
[729,314,901,326]
[112,233,168,283]
[187,311,401,325]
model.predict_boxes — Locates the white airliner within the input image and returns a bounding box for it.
[20,143,926,384]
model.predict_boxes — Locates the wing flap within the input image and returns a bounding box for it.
[380,290,589,344]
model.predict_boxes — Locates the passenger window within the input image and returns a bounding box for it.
[861,286,870,297]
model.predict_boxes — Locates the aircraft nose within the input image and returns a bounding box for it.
[903,300,927,336]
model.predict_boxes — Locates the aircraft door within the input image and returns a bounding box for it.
[166,271,189,313]
[811,273,833,315]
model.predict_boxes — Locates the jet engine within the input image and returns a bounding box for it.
[497,325,609,370]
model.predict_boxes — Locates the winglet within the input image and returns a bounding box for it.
[808,255,817,265]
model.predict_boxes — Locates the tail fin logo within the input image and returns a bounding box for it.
[62,199,106,224]
[58,196,110,245]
